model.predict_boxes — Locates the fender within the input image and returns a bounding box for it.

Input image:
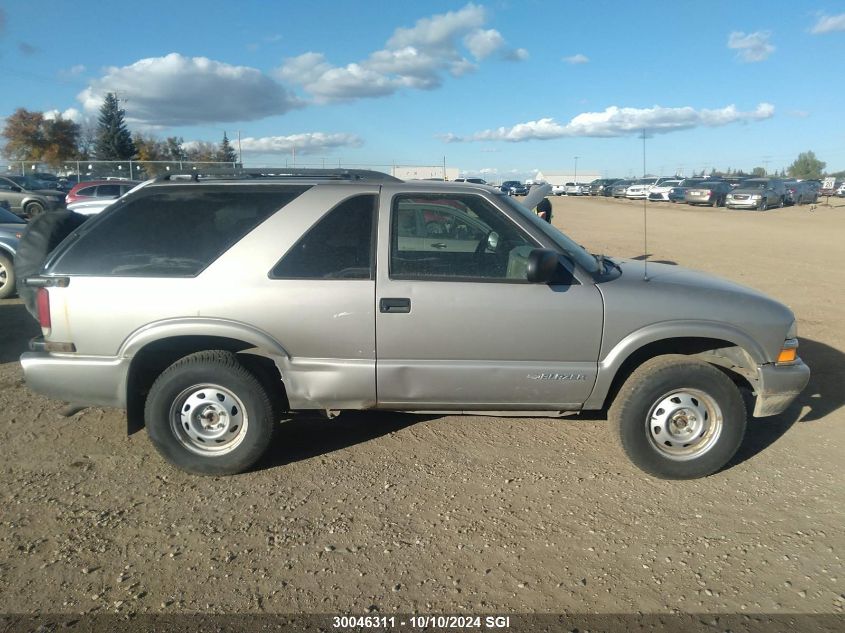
[119,317,290,359]
[583,319,766,410]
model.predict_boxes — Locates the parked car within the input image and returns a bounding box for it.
[684,181,733,207]
[666,178,706,203]
[19,168,809,480]
[783,180,819,206]
[0,205,26,299]
[65,179,143,205]
[500,180,528,196]
[453,178,488,185]
[0,175,67,217]
[647,180,682,202]
[725,178,787,211]
[625,178,660,199]
[551,184,567,196]
[564,182,588,195]
[611,180,635,198]
[589,179,621,196]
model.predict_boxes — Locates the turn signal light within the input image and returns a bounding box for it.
[777,348,797,363]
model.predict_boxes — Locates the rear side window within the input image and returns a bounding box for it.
[96,184,121,197]
[76,186,97,197]
[50,187,309,276]
[270,194,376,280]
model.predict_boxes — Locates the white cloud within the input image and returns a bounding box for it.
[810,13,845,34]
[464,29,505,59]
[43,108,84,123]
[277,3,526,103]
[443,103,775,142]
[727,31,775,62]
[78,53,302,126]
[237,132,363,155]
[563,53,589,64]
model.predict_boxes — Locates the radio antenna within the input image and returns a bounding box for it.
[641,128,649,281]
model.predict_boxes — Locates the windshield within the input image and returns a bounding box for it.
[8,175,55,190]
[497,193,600,274]
[634,178,657,185]
[741,180,768,189]
[0,207,26,224]
[679,179,703,187]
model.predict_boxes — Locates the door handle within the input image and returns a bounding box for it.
[380,298,411,314]
[430,242,447,249]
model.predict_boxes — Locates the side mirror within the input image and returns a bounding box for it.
[486,231,499,251]
[526,248,559,283]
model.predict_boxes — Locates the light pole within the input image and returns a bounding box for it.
[574,155,579,184]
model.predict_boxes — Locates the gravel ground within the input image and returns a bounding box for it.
[0,196,842,620]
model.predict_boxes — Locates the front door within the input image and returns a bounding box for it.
[375,191,604,410]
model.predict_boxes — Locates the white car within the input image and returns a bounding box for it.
[551,184,567,196]
[67,199,116,216]
[625,178,659,199]
[67,181,148,215]
[647,180,682,202]
[564,182,588,195]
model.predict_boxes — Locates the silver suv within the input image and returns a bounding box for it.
[20,169,810,479]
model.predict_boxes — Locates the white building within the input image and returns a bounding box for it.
[534,170,602,186]
[392,165,460,181]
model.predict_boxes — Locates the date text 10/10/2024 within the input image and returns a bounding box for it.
[332,615,511,629]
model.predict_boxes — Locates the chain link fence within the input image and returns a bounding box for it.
[1,160,459,183]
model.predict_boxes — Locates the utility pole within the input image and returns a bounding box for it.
[574,155,579,183]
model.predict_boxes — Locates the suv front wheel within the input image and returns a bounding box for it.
[610,355,746,479]
[145,350,274,475]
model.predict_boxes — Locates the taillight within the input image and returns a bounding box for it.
[37,288,51,329]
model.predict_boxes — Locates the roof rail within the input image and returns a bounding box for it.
[152,167,402,183]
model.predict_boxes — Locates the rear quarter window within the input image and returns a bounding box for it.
[49,186,309,277]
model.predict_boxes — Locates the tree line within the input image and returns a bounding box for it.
[1,93,238,176]
[2,93,839,181]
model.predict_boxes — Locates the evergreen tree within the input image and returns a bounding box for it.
[94,93,135,160]
[218,131,238,164]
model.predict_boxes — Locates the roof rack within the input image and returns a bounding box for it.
[153,167,402,183]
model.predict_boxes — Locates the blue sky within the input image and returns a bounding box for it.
[1,1,844,180]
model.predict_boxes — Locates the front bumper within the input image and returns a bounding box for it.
[753,358,810,417]
[21,345,130,409]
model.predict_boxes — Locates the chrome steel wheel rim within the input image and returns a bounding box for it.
[645,389,723,461]
[170,384,249,456]
[0,261,7,290]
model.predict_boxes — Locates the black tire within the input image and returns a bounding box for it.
[145,350,274,475]
[758,198,767,211]
[778,197,784,208]
[24,201,44,217]
[609,355,746,480]
[0,252,15,300]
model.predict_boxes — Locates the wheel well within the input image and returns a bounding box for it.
[601,337,756,412]
[126,336,287,434]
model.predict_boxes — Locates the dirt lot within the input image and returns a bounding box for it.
[0,196,843,620]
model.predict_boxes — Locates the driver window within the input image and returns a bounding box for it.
[390,194,536,281]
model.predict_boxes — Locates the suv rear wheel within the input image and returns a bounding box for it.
[145,350,274,475]
[609,355,746,479]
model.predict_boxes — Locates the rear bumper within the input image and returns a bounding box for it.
[753,359,810,417]
[20,346,129,408]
